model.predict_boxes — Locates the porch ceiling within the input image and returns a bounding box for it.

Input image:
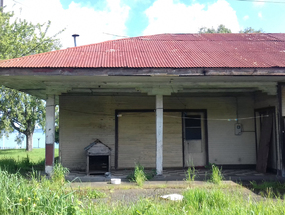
[0,68,284,101]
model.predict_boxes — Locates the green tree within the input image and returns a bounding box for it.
[0,10,62,151]
[239,27,264,33]
[199,24,232,34]
[199,24,263,34]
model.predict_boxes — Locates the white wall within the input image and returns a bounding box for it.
[60,94,257,170]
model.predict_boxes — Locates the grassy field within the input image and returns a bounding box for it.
[0,148,59,174]
[0,168,285,215]
[0,149,285,214]
[0,148,59,162]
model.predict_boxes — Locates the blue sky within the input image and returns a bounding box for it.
[4,0,285,48]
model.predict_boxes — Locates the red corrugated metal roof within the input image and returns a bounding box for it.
[0,33,285,69]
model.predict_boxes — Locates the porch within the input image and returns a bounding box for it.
[66,168,282,183]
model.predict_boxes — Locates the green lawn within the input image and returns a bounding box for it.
[0,148,59,174]
[0,148,59,163]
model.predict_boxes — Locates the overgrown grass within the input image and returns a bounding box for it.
[0,148,59,175]
[210,165,223,184]
[185,166,196,182]
[249,181,285,198]
[88,187,285,214]
[1,166,285,214]
[131,164,148,186]
[128,164,155,186]
[0,166,91,214]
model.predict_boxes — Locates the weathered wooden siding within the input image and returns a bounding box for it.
[118,112,156,168]
[118,111,182,168]
[60,94,257,170]
[254,92,279,170]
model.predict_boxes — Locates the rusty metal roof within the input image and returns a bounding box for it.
[0,33,285,69]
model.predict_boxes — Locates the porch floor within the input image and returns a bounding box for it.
[66,168,284,183]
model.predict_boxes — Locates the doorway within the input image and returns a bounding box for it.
[255,108,277,173]
[183,112,207,167]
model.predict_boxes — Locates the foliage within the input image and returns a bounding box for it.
[75,188,107,199]
[1,166,285,214]
[210,164,223,184]
[199,24,232,34]
[0,10,62,151]
[0,11,62,60]
[55,106,60,144]
[129,163,148,186]
[0,88,46,151]
[239,27,264,33]
[249,181,285,198]
[51,163,69,186]
[199,24,263,34]
[185,166,196,182]
[0,168,96,214]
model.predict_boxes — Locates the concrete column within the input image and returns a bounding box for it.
[156,94,163,175]
[45,95,55,175]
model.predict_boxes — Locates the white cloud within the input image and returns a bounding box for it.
[253,1,265,7]
[258,11,262,18]
[143,0,240,35]
[243,15,249,21]
[4,0,130,48]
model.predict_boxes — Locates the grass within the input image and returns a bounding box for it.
[0,148,59,175]
[2,167,285,215]
[249,181,285,198]
[130,163,148,187]
[0,148,59,162]
[1,149,285,214]
[210,164,223,185]
[185,166,196,182]
[128,163,156,186]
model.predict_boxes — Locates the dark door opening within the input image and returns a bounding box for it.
[255,108,277,173]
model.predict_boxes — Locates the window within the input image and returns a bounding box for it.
[185,115,202,140]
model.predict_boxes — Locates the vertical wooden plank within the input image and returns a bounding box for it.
[86,156,89,175]
[278,84,285,176]
[256,114,273,173]
[156,95,163,175]
[45,95,55,175]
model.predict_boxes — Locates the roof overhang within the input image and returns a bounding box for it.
[1,67,285,102]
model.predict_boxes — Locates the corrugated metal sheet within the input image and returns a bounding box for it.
[0,33,285,69]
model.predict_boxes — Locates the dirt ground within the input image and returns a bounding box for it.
[98,188,185,203]
[71,181,264,204]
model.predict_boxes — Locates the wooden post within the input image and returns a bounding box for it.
[278,83,285,177]
[156,94,163,175]
[45,95,55,175]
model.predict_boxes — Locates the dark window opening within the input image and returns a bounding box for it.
[185,115,202,140]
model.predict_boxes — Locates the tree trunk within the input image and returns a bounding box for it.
[26,133,33,151]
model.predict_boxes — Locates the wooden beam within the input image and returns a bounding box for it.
[1,67,285,77]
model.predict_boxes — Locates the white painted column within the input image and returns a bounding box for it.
[156,94,163,175]
[45,95,55,175]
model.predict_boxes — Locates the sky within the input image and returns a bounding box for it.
[3,0,285,48]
